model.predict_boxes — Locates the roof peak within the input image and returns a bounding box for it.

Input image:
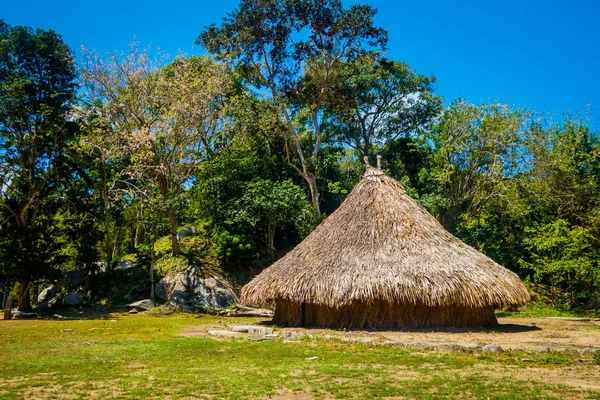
[363,166,385,179]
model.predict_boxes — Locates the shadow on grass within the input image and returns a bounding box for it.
[254,320,542,333]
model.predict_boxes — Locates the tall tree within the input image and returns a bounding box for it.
[199,0,387,216]
[330,56,442,161]
[0,20,78,310]
[422,100,529,230]
[81,46,236,256]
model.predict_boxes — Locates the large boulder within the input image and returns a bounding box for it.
[36,299,58,315]
[155,266,238,310]
[177,226,197,240]
[63,292,90,307]
[38,285,55,303]
[37,269,87,304]
[115,260,133,270]
[128,299,155,312]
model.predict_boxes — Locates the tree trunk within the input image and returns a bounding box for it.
[134,226,142,248]
[150,241,155,302]
[102,159,112,271]
[16,281,31,312]
[112,234,121,262]
[305,173,321,217]
[168,207,180,257]
[266,220,277,261]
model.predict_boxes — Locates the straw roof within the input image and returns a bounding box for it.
[241,166,530,310]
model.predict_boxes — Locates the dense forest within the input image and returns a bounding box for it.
[1,0,599,315]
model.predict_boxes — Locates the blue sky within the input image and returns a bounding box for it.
[3,0,599,122]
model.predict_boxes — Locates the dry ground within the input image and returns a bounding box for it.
[272,317,600,351]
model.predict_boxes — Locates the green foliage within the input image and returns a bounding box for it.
[0,20,98,309]
[212,230,256,265]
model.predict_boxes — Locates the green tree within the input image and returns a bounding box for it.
[0,20,78,310]
[229,179,313,260]
[81,47,237,257]
[330,56,442,161]
[199,0,387,216]
[422,100,529,230]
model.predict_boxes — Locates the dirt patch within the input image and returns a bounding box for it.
[381,317,600,350]
[271,391,316,400]
[467,363,600,392]
[270,317,600,352]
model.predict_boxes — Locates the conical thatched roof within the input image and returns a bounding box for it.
[241,167,529,310]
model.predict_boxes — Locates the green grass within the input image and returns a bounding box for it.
[1,313,599,399]
[496,302,587,319]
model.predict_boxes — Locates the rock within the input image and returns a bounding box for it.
[63,292,89,306]
[383,341,405,347]
[458,343,482,352]
[155,266,238,310]
[128,299,154,312]
[115,260,133,270]
[38,285,55,303]
[230,325,274,335]
[305,357,318,361]
[581,348,599,356]
[406,342,434,350]
[207,329,241,337]
[532,346,550,354]
[129,309,139,314]
[35,299,57,315]
[61,329,73,332]
[281,331,306,340]
[265,333,279,338]
[177,226,197,240]
[341,338,360,344]
[521,358,534,363]
[482,344,504,354]
[509,346,526,354]
[245,337,272,342]
[12,311,38,319]
[438,343,462,352]
[361,339,373,345]
[38,270,88,305]
[574,359,596,364]
[220,304,274,318]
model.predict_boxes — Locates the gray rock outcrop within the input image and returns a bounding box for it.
[37,270,87,305]
[155,266,238,310]
[128,299,155,312]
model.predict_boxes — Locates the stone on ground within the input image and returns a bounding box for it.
[128,299,155,312]
[12,311,38,319]
[482,344,504,354]
[207,329,241,337]
[459,343,482,352]
[438,343,462,352]
[230,325,273,335]
[406,342,434,350]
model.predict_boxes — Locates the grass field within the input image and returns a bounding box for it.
[1,312,599,399]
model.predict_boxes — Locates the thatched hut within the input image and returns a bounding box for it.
[241,166,529,329]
